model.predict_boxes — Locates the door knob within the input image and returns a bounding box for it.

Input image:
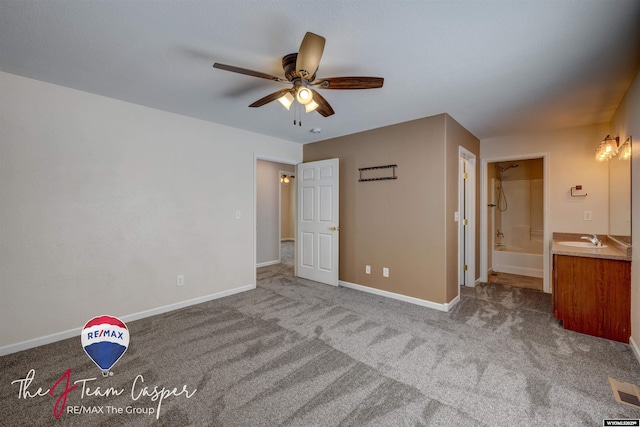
[330,226,340,231]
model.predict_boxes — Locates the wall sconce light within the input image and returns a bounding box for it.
[618,136,632,161]
[595,135,619,161]
[280,174,294,184]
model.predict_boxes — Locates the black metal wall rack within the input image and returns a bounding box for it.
[358,164,398,182]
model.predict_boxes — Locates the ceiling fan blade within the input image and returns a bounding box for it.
[213,63,287,82]
[249,88,293,108]
[313,77,384,89]
[310,90,335,117]
[296,32,325,80]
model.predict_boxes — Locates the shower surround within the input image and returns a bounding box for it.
[491,159,544,278]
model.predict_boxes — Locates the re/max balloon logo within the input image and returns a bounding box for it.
[81,315,129,377]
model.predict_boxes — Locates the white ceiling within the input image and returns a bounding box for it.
[1,0,639,144]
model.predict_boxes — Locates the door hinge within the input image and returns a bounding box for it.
[463,219,468,226]
[464,264,468,271]
[463,172,468,179]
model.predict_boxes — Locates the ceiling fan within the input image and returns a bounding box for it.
[213,32,384,121]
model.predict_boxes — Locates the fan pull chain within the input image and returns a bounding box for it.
[293,102,302,127]
[293,102,297,126]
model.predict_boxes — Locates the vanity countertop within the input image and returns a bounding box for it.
[551,232,631,261]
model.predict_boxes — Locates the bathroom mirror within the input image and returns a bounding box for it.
[609,137,631,242]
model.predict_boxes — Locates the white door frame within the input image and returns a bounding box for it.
[479,153,550,293]
[458,147,476,288]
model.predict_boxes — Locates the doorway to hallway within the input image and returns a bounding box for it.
[256,159,296,268]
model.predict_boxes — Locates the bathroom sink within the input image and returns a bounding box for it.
[558,241,607,249]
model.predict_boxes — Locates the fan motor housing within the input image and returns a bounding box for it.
[282,53,316,82]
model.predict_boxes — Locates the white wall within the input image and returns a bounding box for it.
[0,72,302,352]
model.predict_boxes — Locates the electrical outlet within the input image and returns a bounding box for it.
[584,211,592,221]
[177,275,184,286]
[365,265,371,274]
[383,267,389,278]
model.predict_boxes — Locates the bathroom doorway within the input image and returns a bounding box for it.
[483,156,548,292]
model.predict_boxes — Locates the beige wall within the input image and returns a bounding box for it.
[256,160,295,264]
[304,114,479,304]
[0,72,302,352]
[610,67,640,354]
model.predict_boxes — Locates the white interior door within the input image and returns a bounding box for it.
[296,158,339,286]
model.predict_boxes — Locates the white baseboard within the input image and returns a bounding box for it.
[630,336,640,365]
[339,280,459,312]
[446,294,460,311]
[256,260,280,268]
[0,283,255,356]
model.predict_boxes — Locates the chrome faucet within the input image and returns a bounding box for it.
[581,234,602,246]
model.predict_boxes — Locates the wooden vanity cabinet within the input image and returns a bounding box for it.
[552,254,630,343]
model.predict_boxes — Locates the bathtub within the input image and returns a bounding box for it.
[492,245,543,278]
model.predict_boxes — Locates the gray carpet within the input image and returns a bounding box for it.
[2,241,640,426]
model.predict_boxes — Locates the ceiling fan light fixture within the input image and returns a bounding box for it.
[305,99,319,113]
[277,92,294,110]
[296,87,313,105]
[212,32,383,122]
